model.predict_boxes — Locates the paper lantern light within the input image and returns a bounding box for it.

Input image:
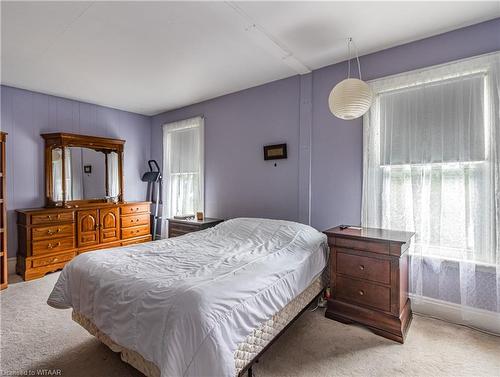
[329,78,372,120]
[329,38,372,120]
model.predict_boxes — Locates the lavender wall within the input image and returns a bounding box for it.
[0,85,151,257]
[151,76,302,223]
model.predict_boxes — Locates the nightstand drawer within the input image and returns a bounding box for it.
[169,222,199,232]
[336,250,390,284]
[168,229,188,238]
[334,237,389,255]
[335,276,391,312]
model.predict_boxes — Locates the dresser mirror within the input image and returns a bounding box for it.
[43,133,124,207]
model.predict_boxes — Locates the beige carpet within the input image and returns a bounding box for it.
[1,272,499,377]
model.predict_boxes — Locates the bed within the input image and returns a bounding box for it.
[47,218,328,377]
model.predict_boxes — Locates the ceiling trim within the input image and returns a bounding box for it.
[225,1,311,75]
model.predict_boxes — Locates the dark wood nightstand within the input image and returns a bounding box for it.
[167,217,223,238]
[323,226,415,343]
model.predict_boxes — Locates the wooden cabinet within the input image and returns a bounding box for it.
[77,207,120,248]
[78,209,99,248]
[17,202,151,281]
[324,226,414,343]
[0,132,7,290]
[99,207,120,244]
[167,217,223,238]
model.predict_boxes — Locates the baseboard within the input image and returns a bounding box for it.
[7,257,16,275]
[410,294,500,335]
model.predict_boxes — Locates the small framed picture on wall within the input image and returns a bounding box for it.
[263,143,287,160]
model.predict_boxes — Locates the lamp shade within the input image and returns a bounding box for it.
[329,78,373,120]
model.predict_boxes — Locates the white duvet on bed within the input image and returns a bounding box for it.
[48,218,328,377]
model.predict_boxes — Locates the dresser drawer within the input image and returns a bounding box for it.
[121,204,150,215]
[336,250,390,284]
[32,223,74,241]
[32,251,75,268]
[334,237,390,254]
[335,276,391,312]
[32,237,75,256]
[31,211,74,225]
[121,213,150,228]
[122,236,151,246]
[122,224,150,239]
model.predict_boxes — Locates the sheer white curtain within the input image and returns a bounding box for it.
[362,52,499,333]
[107,152,119,198]
[161,116,204,238]
[52,148,73,201]
[70,147,83,200]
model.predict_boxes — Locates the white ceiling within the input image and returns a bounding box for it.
[2,1,499,116]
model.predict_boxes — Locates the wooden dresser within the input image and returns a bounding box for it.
[0,132,7,290]
[17,201,151,281]
[324,226,414,343]
[168,217,223,238]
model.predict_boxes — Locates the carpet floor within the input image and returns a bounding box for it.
[1,272,499,377]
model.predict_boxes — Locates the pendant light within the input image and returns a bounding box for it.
[329,38,372,120]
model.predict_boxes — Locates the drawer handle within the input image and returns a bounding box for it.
[358,290,365,296]
[47,242,61,249]
[359,265,365,270]
[47,228,62,235]
[51,257,59,263]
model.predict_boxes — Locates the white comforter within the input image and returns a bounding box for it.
[48,218,328,377]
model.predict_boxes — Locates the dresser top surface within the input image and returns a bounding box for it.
[324,226,414,244]
[16,201,150,214]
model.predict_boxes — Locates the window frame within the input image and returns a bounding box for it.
[162,116,205,221]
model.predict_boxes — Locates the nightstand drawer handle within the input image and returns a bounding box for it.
[358,290,365,296]
[359,265,365,270]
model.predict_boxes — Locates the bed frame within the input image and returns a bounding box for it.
[238,291,322,377]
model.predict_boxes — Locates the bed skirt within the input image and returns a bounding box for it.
[72,276,324,377]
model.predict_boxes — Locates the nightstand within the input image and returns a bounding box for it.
[167,217,223,238]
[323,226,414,343]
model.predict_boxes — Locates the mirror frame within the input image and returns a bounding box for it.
[41,133,125,207]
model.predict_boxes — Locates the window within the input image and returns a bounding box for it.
[362,53,499,266]
[162,117,204,232]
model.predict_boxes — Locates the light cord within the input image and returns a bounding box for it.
[346,37,363,80]
[347,37,352,78]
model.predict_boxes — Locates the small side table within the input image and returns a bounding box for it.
[323,225,414,343]
[167,217,223,238]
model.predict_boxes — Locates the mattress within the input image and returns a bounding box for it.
[48,218,328,377]
[72,276,324,377]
